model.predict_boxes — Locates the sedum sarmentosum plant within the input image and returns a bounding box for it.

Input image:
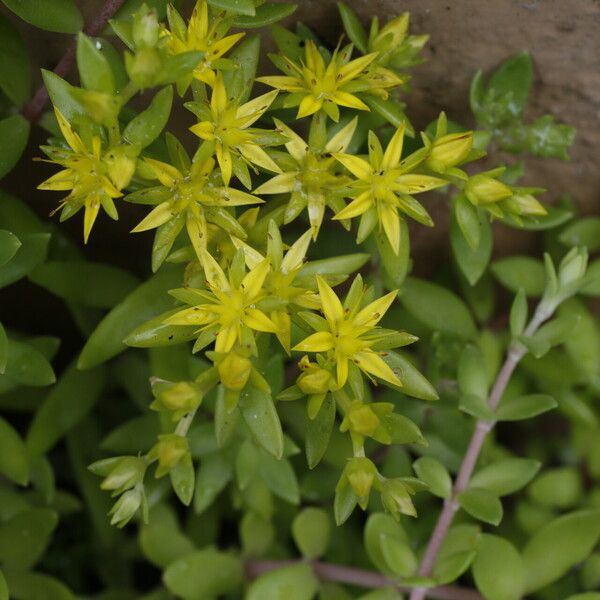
[0,1,598,600]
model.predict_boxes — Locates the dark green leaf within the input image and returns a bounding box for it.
[123,86,173,148]
[78,266,182,369]
[1,0,82,33]
[76,33,115,94]
[488,52,532,119]
[170,453,195,506]
[299,253,369,278]
[559,217,600,252]
[306,394,335,469]
[458,487,503,525]
[413,457,451,499]
[528,467,582,509]
[472,534,524,600]
[232,3,297,28]
[451,206,491,285]
[522,509,600,592]
[42,71,85,121]
[247,563,318,600]
[2,570,74,600]
[365,96,414,135]
[400,277,477,339]
[207,0,255,16]
[258,450,299,504]
[0,230,21,268]
[496,393,557,421]
[337,2,368,53]
[0,508,57,569]
[0,13,30,106]
[292,507,330,559]
[0,114,29,180]
[223,35,260,104]
[30,261,139,308]
[0,416,29,485]
[193,452,232,514]
[164,548,244,599]
[365,513,416,577]
[491,256,545,297]
[375,220,410,288]
[470,458,540,496]
[0,233,50,289]
[381,350,439,401]
[0,338,55,387]
[239,387,284,458]
[26,363,105,455]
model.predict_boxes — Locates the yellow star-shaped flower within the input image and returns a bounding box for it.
[333,125,448,253]
[164,248,277,353]
[256,40,404,121]
[130,156,261,266]
[253,117,357,239]
[38,109,134,242]
[164,1,244,87]
[293,276,401,388]
[189,73,281,186]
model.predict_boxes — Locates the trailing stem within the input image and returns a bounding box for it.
[409,302,553,600]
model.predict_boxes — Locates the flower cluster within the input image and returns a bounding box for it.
[35,0,551,528]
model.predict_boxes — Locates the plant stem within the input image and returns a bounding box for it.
[245,559,484,600]
[409,303,552,600]
[21,0,128,124]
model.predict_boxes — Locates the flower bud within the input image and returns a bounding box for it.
[372,13,409,52]
[218,352,252,391]
[109,487,143,528]
[504,192,547,217]
[347,405,381,437]
[381,479,417,519]
[125,47,162,89]
[558,247,588,290]
[160,381,202,412]
[104,145,138,191]
[71,89,120,125]
[297,365,334,395]
[132,9,160,48]
[465,174,513,205]
[153,434,189,477]
[339,457,378,501]
[100,456,146,493]
[426,132,473,173]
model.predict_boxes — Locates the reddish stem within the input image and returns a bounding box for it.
[245,559,484,600]
[409,304,552,600]
[20,0,127,124]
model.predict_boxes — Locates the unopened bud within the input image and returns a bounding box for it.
[160,381,202,412]
[109,487,143,528]
[297,366,334,395]
[426,132,473,172]
[340,457,378,500]
[465,174,512,205]
[218,352,252,391]
[133,9,160,48]
[100,456,146,493]
[153,434,189,477]
[126,47,161,88]
[381,479,417,519]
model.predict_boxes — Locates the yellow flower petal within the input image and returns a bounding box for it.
[325,116,358,154]
[297,95,323,119]
[336,357,349,388]
[241,258,270,299]
[255,76,305,93]
[243,308,277,333]
[131,202,173,233]
[332,153,372,180]
[330,91,369,111]
[354,350,402,386]
[354,290,398,327]
[379,203,401,255]
[230,236,264,270]
[164,306,214,326]
[211,73,228,115]
[253,171,298,195]
[83,193,101,243]
[271,309,291,353]
[145,158,182,188]
[273,118,307,163]
[38,170,75,191]
[238,143,281,174]
[381,126,405,170]
[200,247,230,292]
[236,90,278,127]
[215,324,239,353]
[332,191,373,220]
[337,52,378,85]
[280,229,312,274]
[54,108,86,154]
[316,275,344,326]
[293,331,334,353]
[216,143,233,186]
[189,121,215,141]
